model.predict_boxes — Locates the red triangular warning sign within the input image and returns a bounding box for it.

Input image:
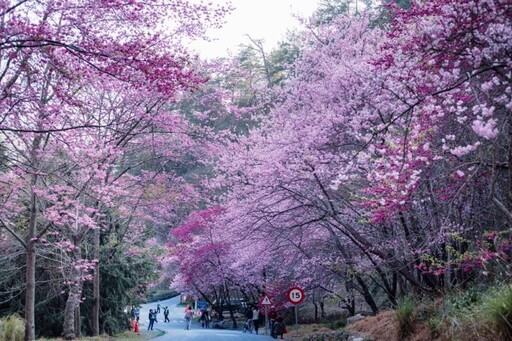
[260,295,272,305]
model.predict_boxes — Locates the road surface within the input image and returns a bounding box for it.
[140,296,274,340]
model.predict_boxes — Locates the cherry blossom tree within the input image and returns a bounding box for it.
[170,0,511,315]
[0,1,230,339]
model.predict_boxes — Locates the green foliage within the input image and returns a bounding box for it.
[373,0,412,27]
[398,283,512,340]
[81,244,160,336]
[314,0,363,24]
[452,286,482,309]
[313,0,412,27]
[0,315,24,341]
[480,284,512,339]
[267,40,299,85]
[146,289,178,303]
[426,314,442,337]
[326,318,346,330]
[395,296,415,338]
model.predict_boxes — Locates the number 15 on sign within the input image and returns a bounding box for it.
[287,287,305,305]
[287,287,305,337]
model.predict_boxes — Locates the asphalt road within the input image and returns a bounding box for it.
[140,296,274,341]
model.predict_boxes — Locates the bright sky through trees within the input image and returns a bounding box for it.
[190,0,320,59]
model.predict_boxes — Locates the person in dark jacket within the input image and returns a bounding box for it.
[147,309,156,330]
[244,306,254,332]
[164,307,170,322]
[272,316,286,339]
[200,309,210,328]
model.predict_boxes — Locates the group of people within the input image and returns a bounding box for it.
[147,303,170,331]
[184,305,213,330]
[270,316,287,339]
[130,307,140,322]
[199,308,210,328]
[138,302,209,331]
[129,307,141,333]
[243,305,286,339]
[132,299,287,338]
[243,305,260,334]
[267,306,287,339]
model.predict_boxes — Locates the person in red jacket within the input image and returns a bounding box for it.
[131,319,139,333]
[184,307,194,330]
[268,306,277,335]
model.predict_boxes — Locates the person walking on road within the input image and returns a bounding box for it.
[200,309,210,328]
[204,309,210,328]
[268,306,277,335]
[164,306,170,322]
[252,306,260,334]
[244,306,253,332]
[185,308,194,330]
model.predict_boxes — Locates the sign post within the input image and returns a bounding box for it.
[259,295,273,335]
[197,299,207,311]
[287,287,305,337]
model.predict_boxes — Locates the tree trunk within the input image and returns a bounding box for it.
[24,240,36,341]
[348,296,355,317]
[25,173,39,341]
[92,228,100,336]
[355,275,379,315]
[63,284,81,340]
[63,243,83,340]
[74,306,81,338]
[314,302,318,323]
[223,284,237,329]
[228,306,237,329]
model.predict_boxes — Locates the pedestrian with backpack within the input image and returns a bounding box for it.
[184,308,194,330]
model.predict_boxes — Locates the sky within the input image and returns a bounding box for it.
[190,0,321,59]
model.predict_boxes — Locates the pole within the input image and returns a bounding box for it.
[295,305,299,337]
[264,306,268,335]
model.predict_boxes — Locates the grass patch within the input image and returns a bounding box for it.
[426,314,442,338]
[395,296,415,339]
[326,318,346,330]
[480,284,512,340]
[0,315,25,341]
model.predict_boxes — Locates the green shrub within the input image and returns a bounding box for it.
[395,296,416,338]
[327,318,346,330]
[146,289,178,302]
[0,315,25,341]
[426,314,442,338]
[480,284,512,339]
[449,286,483,311]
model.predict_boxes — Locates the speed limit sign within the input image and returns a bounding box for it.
[287,286,305,305]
